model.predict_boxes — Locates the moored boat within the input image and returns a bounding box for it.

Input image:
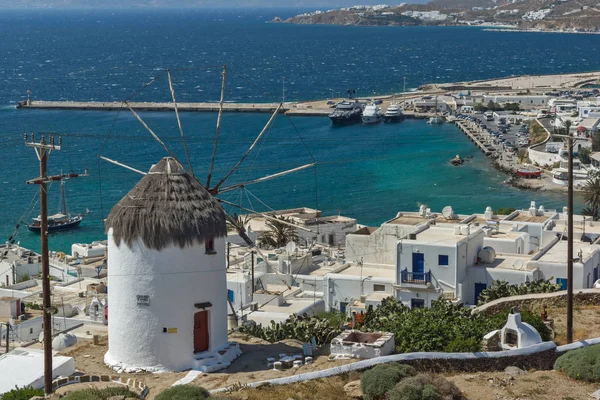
[328,100,364,126]
[27,179,90,233]
[361,101,383,124]
[384,101,404,123]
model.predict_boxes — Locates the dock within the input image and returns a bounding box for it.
[454,120,496,156]
[17,100,287,113]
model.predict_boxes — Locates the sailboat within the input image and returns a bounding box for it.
[427,96,444,124]
[28,178,89,233]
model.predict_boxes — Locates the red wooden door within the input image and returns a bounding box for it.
[194,311,209,353]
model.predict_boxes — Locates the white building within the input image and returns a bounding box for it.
[104,157,238,373]
[0,244,41,287]
[484,95,549,107]
[334,203,600,312]
[244,208,357,247]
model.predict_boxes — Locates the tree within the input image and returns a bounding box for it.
[259,216,299,248]
[582,171,600,221]
[579,147,591,164]
[504,102,520,112]
[473,102,487,112]
[593,132,600,152]
[487,101,499,111]
[226,212,251,232]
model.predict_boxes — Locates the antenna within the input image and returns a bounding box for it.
[442,206,455,220]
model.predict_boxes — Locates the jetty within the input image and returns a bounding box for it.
[17,100,287,113]
[454,120,496,156]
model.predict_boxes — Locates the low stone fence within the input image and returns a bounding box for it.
[211,341,567,394]
[473,288,600,316]
[52,374,149,398]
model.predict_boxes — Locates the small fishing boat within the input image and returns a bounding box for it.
[515,166,543,179]
[28,179,89,233]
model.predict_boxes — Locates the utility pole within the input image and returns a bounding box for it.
[282,76,286,105]
[567,127,574,343]
[5,322,9,354]
[251,251,255,297]
[24,133,61,395]
[554,123,574,343]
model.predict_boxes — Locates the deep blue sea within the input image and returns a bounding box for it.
[0,8,597,252]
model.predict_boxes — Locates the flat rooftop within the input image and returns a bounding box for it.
[484,254,533,271]
[335,265,396,280]
[538,240,595,264]
[0,349,74,394]
[412,226,480,245]
[505,210,553,223]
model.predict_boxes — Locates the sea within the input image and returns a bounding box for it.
[0,7,598,253]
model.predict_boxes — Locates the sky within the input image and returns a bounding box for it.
[0,0,425,8]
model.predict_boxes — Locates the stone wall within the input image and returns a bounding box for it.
[52,375,149,399]
[474,289,600,316]
[398,347,558,373]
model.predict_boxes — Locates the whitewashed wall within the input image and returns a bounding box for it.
[105,230,228,372]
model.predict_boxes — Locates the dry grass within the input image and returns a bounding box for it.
[221,377,350,400]
[546,305,600,345]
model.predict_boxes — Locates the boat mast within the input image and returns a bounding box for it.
[61,179,67,216]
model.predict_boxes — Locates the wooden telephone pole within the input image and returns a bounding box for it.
[24,133,61,395]
[554,122,574,343]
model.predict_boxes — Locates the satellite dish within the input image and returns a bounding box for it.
[285,241,297,254]
[442,206,455,220]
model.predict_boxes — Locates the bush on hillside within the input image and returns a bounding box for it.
[361,298,551,354]
[154,385,210,400]
[476,279,562,305]
[0,386,44,400]
[360,363,417,400]
[61,386,138,400]
[388,374,462,400]
[555,344,600,382]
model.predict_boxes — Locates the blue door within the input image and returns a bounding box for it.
[557,278,568,290]
[412,252,425,280]
[474,283,487,304]
[340,302,348,315]
[594,267,599,283]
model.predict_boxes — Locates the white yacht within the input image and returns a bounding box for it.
[384,101,405,123]
[361,101,383,124]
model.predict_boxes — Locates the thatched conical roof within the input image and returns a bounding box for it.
[106,157,227,251]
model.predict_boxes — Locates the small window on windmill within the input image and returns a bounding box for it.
[205,238,216,254]
[137,295,150,306]
[504,329,518,347]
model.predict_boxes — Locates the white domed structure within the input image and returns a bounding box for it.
[104,157,238,372]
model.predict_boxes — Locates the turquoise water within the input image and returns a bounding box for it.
[0,8,593,252]
[0,107,577,253]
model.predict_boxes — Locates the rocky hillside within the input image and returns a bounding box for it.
[274,0,600,32]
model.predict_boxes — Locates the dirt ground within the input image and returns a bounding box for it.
[221,370,600,400]
[58,332,355,399]
[57,306,600,399]
[545,305,600,344]
[447,370,599,400]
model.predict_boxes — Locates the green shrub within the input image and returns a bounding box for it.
[154,385,210,400]
[0,386,44,400]
[445,337,481,353]
[477,279,561,305]
[389,375,441,400]
[360,363,417,400]
[555,344,600,382]
[61,386,138,400]
[362,298,551,354]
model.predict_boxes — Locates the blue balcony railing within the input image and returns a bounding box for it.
[400,269,431,284]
